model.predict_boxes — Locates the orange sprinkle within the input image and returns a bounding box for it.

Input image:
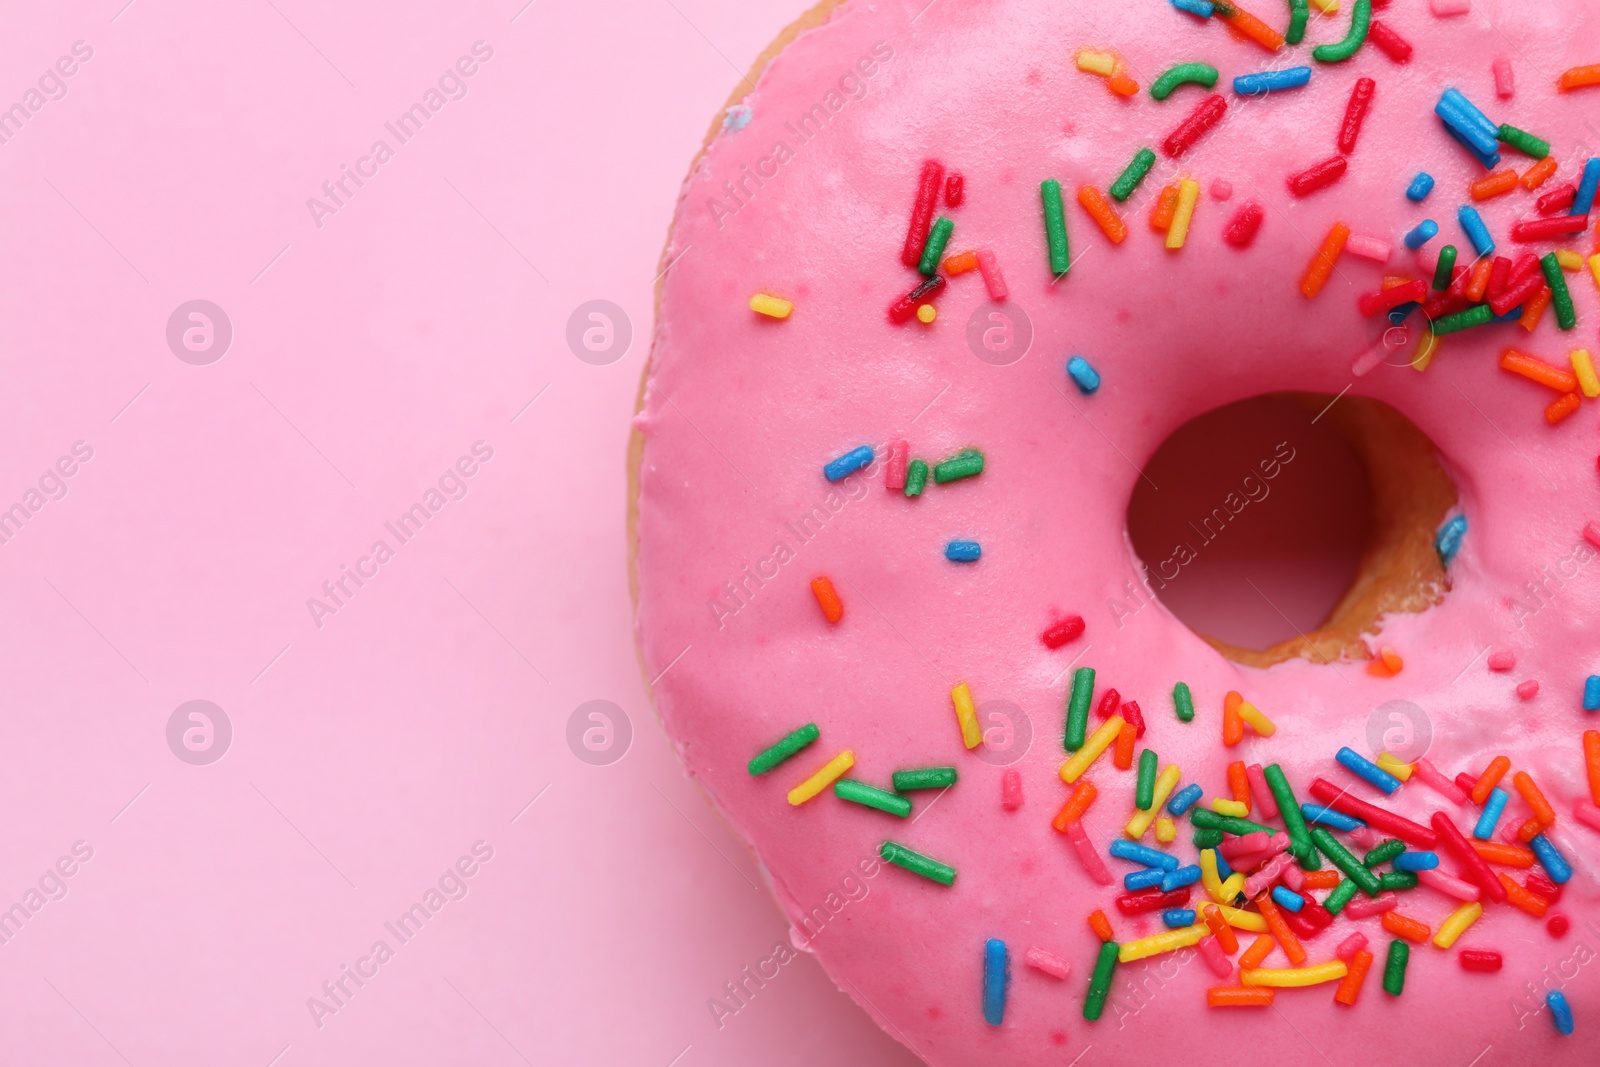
[1333,949,1374,1007]
[1471,755,1512,805]
[1300,221,1350,299]
[1240,934,1276,970]
[1473,840,1535,868]
[1467,257,1494,301]
[1203,905,1239,954]
[1088,908,1116,942]
[1470,169,1519,200]
[1218,3,1285,52]
[1522,156,1559,190]
[1520,286,1553,331]
[1150,184,1180,231]
[1222,693,1244,748]
[1301,870,1341,891]
[1498,873,1550,917]
[1228,762,1251,813]
[1052,780,1098,830]
[1516,816,1545,842]
[1077,185,1128,244]
[1381,910,1432,943]
[1585,730,1600,805]
[1113,720,1137,770]
[1558,64,1600,91]
[1365,646,1403,677]
[1500,348,1579,392]
[810,576,844,623]
[1546,392,1582,424]
[1512,770,1554,822]
[1108,73,1140,97]
[1255,893,1306,966]
[1208,986,1275,1007]
[941,249,980,275]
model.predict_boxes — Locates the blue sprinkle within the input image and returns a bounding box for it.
[982,938,1009,1026]
[1388,302,1420,325]
[1404,219,1439,249]
[1443,121,1503,169]
[1490,306,1526,323]
[1458,204,1496,255]
[1530,833,1573,884]
[1233,66,1312,95]
[1436,514,1468,566]
[1214,848,1234,880]
[1166,782,1204,816]
[1406,172,1435,202]
[1547,989,1575,1036]
[1473,787,1509,840]
[1160,865,1202,892]
[1574,158,1600,216]
[1125,867,1166,890]
[721,104,752,132]
[1066,355,1101,394]
[1585,675,1600,711]
[1336,747,1403,795]
[1170,0,1215,16]
[1392,850,1439,872]
[1110,839,1179,871]
[1270,886,1305,912]
[1436,88,1501,157]
[1301,803,1366,832]
[945,540,981,562]
[824,445,874,481]
[1162,908,1197,929]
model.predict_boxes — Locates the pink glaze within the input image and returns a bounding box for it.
[635,0,1600,1062]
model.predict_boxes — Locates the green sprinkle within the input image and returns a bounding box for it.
[932,449,984,483]
[904,459,929,497]
[918,216,954,276]
[1193,828,1225,849]
[1084,940,1120,1021]
[1363,839,1406,867]
[1542,252,1577,330]
[1264,765,1313,867]
[1109,148,1157,203]
[1310,827,1382,896]
[1432,304,1494,334]
[1285,0,1309,44]
[1312,0,1370,63]
[748,723,820,775]
[1135,749,1158,809]
[1433,244,1457,291]
[1064,666,1095,751]
[880,841,955,885]
[1378,871,1418,891]
[1172,681,1195,722]
[1324,879,1359,915]
[1150,62,1219,101]
[1497,123,1551,159]
[1189,809,1274,836]
[1041,179,1070,275]
[835,779,912,818]
[892,766,957,791]
[1382,939,1409,996]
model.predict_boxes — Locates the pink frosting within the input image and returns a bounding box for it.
[636,0,1600,1061]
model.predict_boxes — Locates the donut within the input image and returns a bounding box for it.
[632,0,1600,1061]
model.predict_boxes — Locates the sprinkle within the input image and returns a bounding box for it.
[901,161,944,268]
[1052,781,1097,830]
[1431,0,1470,15]
[904,458,928,497]
[1498,873,1549,916]
[1496,123,1549,161]
[981,939,1008,1025]
[1474,788,1510,840]
[1380,910,1431,944]
[1110,837,1177,871]
[1119,925,1205,963]
[1001,770,1023,811]
[1025,945,1071,979]
[1255,892,1306,966]
[888,275,945,324]
[1066,355,1102,394]
[1041,179,1070,275]
[894,767,956,791]
[1060,715,1125,783]
[933,449,985,483]
[976,249,1009,301]
[1162,94,1228,158]
[1040,614,1085,649]
[1063,668,1098,751]
[944,172,964,207]
[1459,948,1502,972]
[1473,839,1534,868]
[1223,693,1243,746]
[1063,820,1115,885]
[951,682,983,749]
[1239,934,1276,970]
[1458,205,1496,255]
[1344,891,1397,920]
[1313,778,1437,847]
[1171,0,1216,14]
[748,291,796,319]
[1227,762,1251,813]
[883,441,908,491]
[1162,907,1198,928]
[1523,156,1559,189]
[1491,267,1544,314]
[1382,940,1409,995]
[1511,214,1589,242]
[1271,886,1304,912]
[1588,732,1600,802]
[1338,77,1375,153]
[1359,279,1425,316]
[1173,682,1195,723]
[1432,810,1507,902]
[1243,960,1347,987]
[1120,700,1147,738]
[1433,304,1493,334]
[1155,815,1177,842]
[1406,172,1435,201]
[1559,64,1600,91]
[1333,948,1374,1005]
[917,216,954,276]
[1529,832,1572,884]
[749,723,820,775]
[1112,78,1142,98]
[880,840,955,885]
[1083,940,1119,1020]
[1556,248,1585,271]
[1404,219,1438,249]
[824,445,874,482]
[1337,747,1404,795]
[1547,990,1575,1035]
[1166,178,1200,249]
[1515,770,1558,829]
[1077,185,1127,244]
[1363,839,1406,867]
[1136,749,1159,809]
[1493,56,1515,98]
[1520,287,1553,330]
[1153,62,1220,100]
[1288,155,1348,197]
[1284,0,1310,43]
[1311,828,1383,896]
[1301,221,1350,297]
[916,304,936,328]
[788,751,856,805]
[1212,798,1249,818]
[1208,986,1274,1007]
[1375,753,1413,783]
[1222,201,1264,248]
[1435,88,1500,160]
[1587,680,1600,712]
[1304,803,1366,830]
[1076,50,1119,77]
[1470,169,1518,201]
[1108,148,1157,203]
[1542,252,1577,329]
[1237,703,1275,737]
[834,778,913,817]
[1088,910,1115,942]
[1150,184,1180,230]
[1368,19,1412,63]
[1127,765,1182,839]
[1168,783,1204,816]
[1197,932,1232,978]
[1428,901,1484,949]
[1215,4,1285,52]
[1233,66,1311,95]
[1245,765,1278,818]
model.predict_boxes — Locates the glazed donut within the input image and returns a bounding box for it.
[633,0,1600,1062]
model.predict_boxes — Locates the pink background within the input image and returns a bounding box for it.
[0,1,914,1063]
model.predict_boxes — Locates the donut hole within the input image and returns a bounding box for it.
[1125,393,1457,668]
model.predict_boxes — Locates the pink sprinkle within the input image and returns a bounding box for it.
[1351,338,1389,377]
[885,440,908,490]
[1418,868,1481,902]
[1574,801,1600,834]
[1002,769,1024,811]
[1063,819,1113,886]
[1210,179,1233,201]
[1246,765,1278,818]
[1219,831,1272,860]
[1487,649,1516,671]
[1516,679,1540,700]
[1498,820,1525,846]
[1430,0,1470,15]
[1281,865,1306,892]
[976,249,1008,302]
[1344,234,1393,263]
[1343,892,1399,919]
[1197,934,1233,978]
[1493,57,1514,98]
[1586,522,1600,550]
[1336,933,1369,961]
[1245,852,1293,898]
[1348,825,1383,849]
[1413,758,1470,806]
[1024,946,1071,979]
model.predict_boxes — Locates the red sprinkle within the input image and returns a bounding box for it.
[1368,20,1413,63]
[1162,94,1228,158]
[1528,870,1563,903]
[1338,78,1376,154]
[1359,280,1427,316]
[1431,809,1509,904]
[901,160,945,268]
[1121,700,1146,739]
[1459,949,1503,972]
[1096,689,1122,719]
[1548,913,1570,938]
[1308,777,1437,846]
[1287,155,1349,198]
[1041,614,1086,649]
[1586,521,1600,550]
[1485,256,1512,300]
[944,172,964,208]
[1510,213,1590,242]
[1115,887,1193,915]
[1223,201,1265,248]
[1001,768,1023,811]
[1490,270,1546,316]
[1509,252,1542,286]
[1538,183,1578,214]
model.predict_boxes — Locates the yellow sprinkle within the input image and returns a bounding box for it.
[1210,798,1250,818]
[1155,816,1177,844]
[1214,904,1268,933]
[787,750,855,805]
[1242,960,1349,987]
[749,293,793,319]
[1433,901,1484,949]
[1376,752,1414,782]
[1236,702,1276,737]
[1119,925,1206,963]
[952,683,982,750]
[1308,0,1339,12]
[1076,49,1119,77]
[1410,328,1440,371]
[915,304,938,324]
[1166,178,1200,251]
[1556,248,1584,271]
[1059,715,1126,783]
[1200,848,1225,901]
[1589,253,1600,291]
[1217,872,1246,903]
[1126,765,1183,839]
[1571,349,1600,398]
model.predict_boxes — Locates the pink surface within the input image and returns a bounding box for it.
[638,0,1600,1064]
[0,1,905,1064]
